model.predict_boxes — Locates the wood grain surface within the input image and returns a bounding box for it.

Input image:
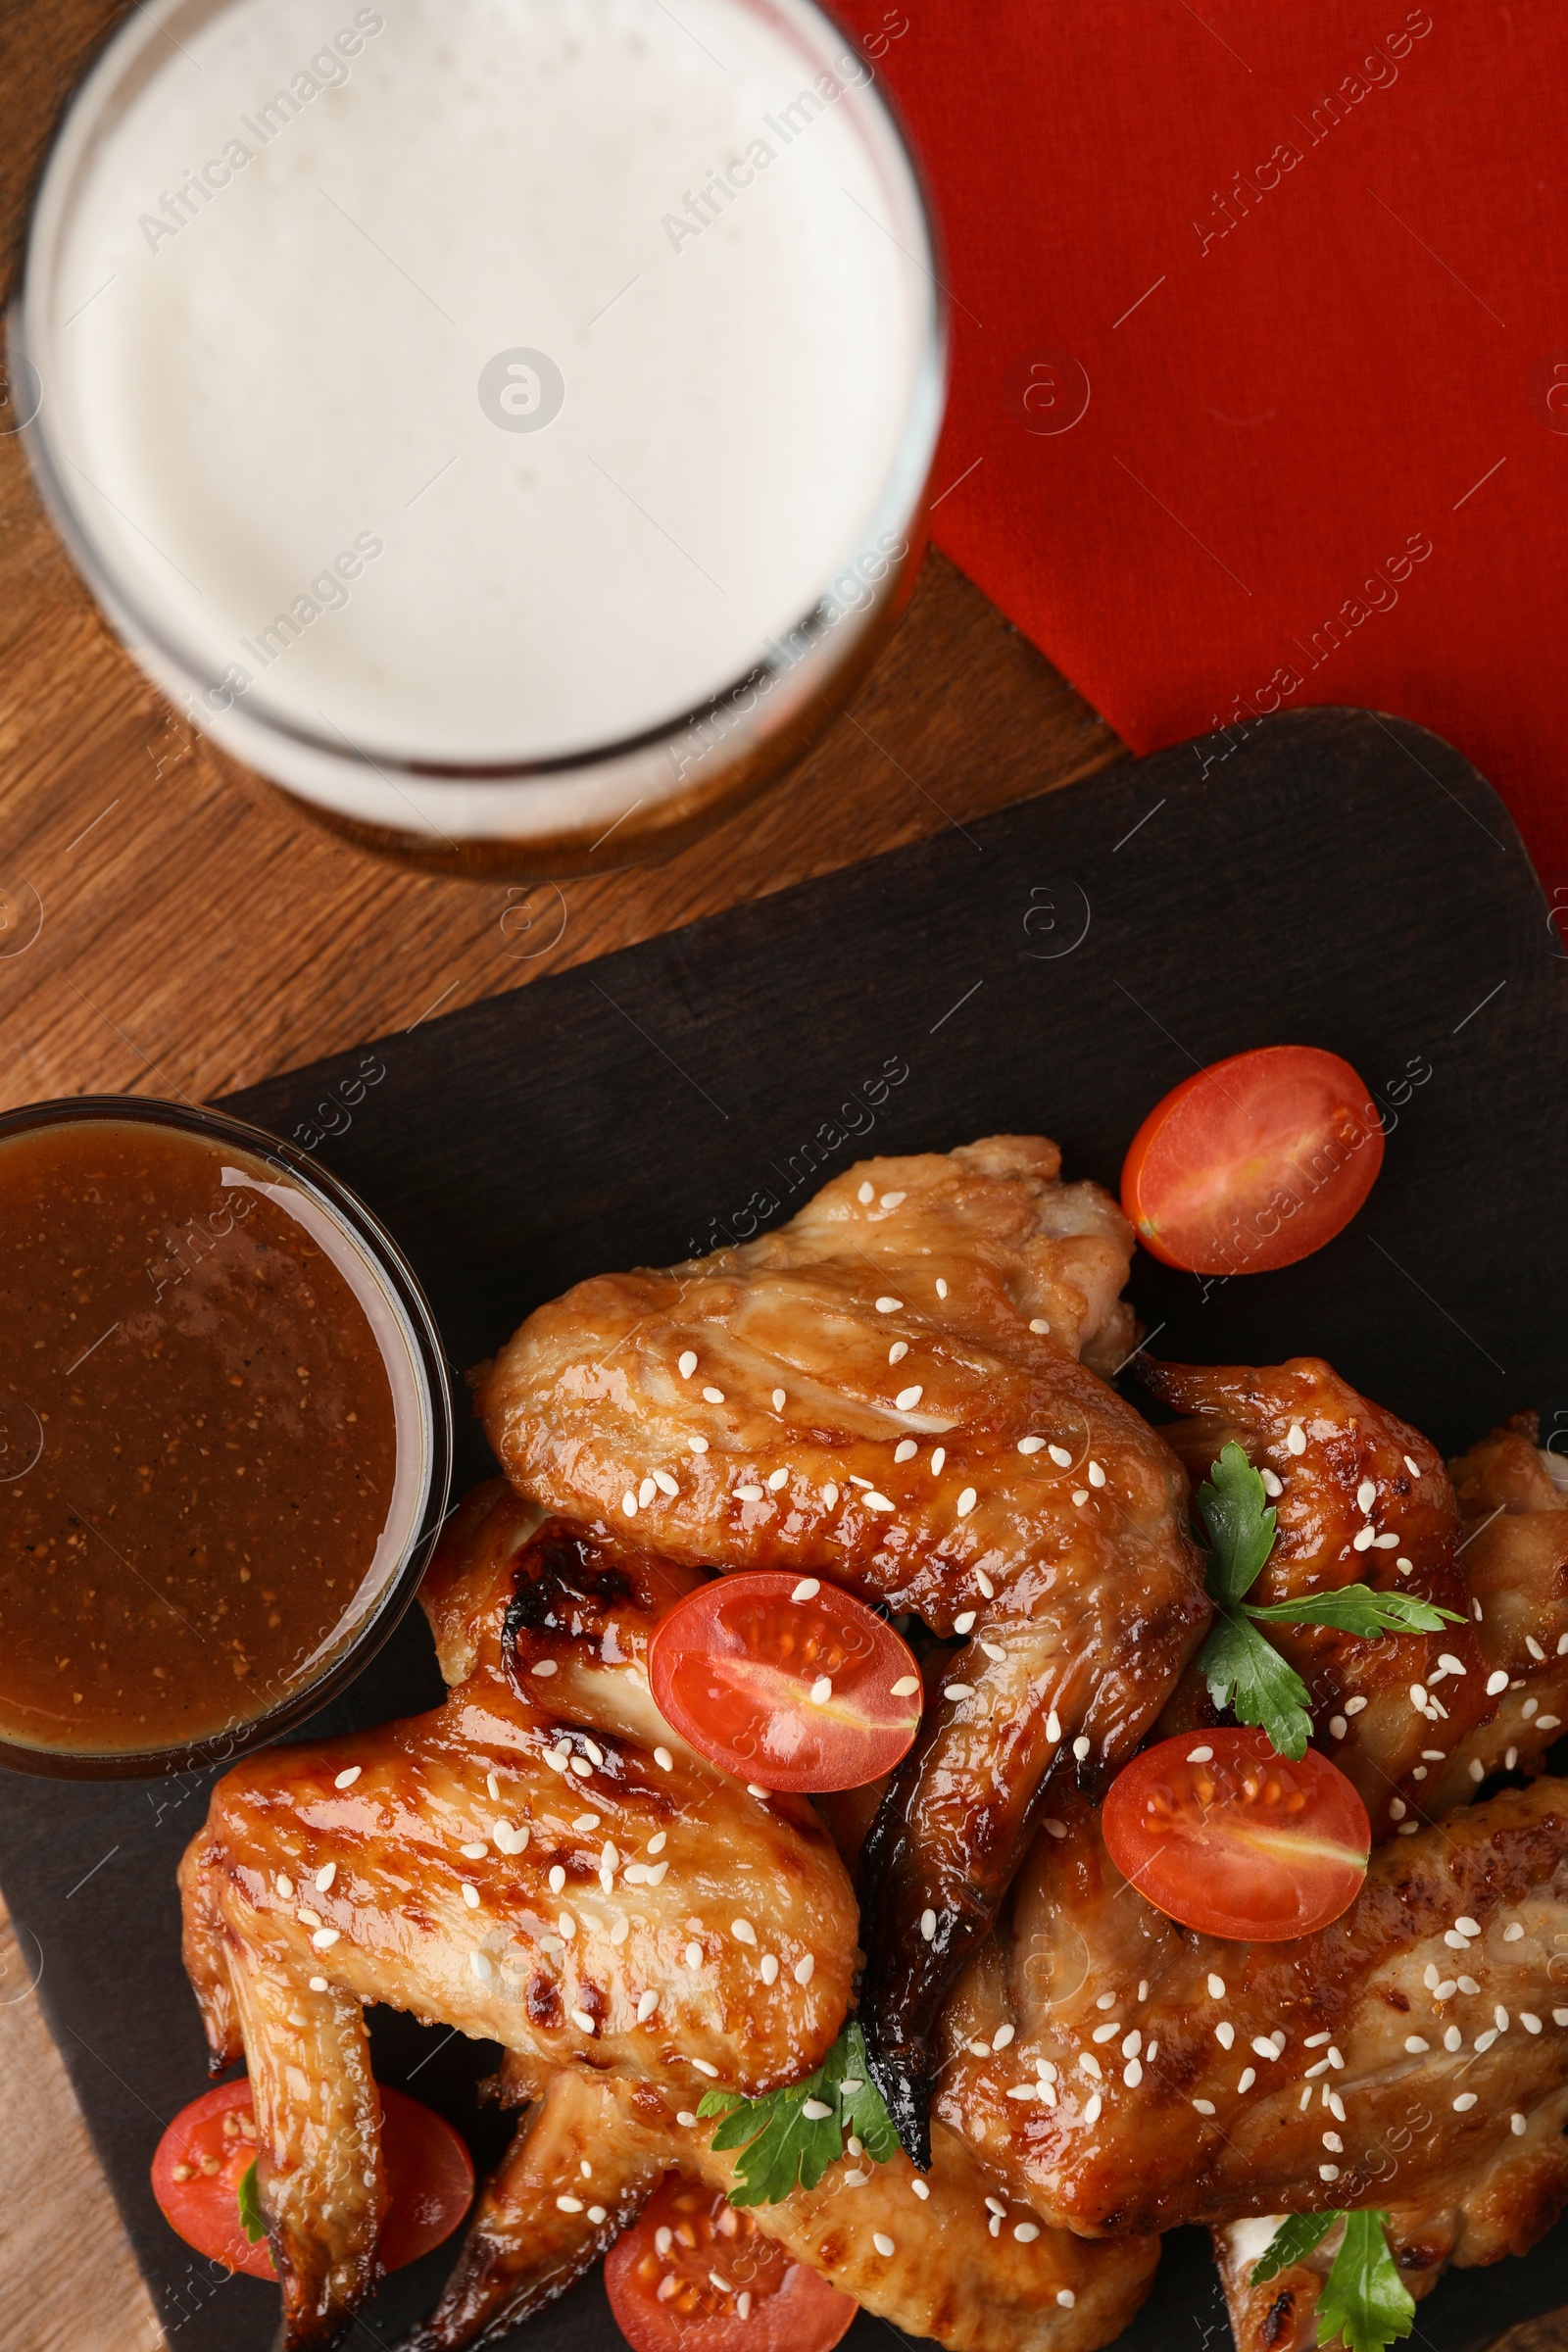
[0,9,1558,2352]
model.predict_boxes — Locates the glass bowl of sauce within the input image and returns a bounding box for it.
[0,1097,453,1777]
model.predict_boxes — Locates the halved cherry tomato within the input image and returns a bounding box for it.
[151,2077,474,2280]
[1102,1728,1370,1941]
[1120,1044,1385,1275]
[606,2174,858,2352]
[647,1570,921,1792]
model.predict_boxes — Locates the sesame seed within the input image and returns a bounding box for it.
[1260,1468,1283,1496]
[1304,2032,1331,2047]
[888,1344,908,1366]
[1046,1710,1061,1740]
[309,1975,327,1991]
[760,1954,779,1984]
[1322,2132,1344,2152]
[1029,1318,1051,1335]
[702,1386,725,1404]
[795,1954,814,1984]
[1014,2221,1041,2242]
[275,1874,294,1898]
[1207,1974,1226,1999]
[955,1611,978,1635]
[955,1487,978,1518]
[1357,1479,1377,1512]
[688,1436,709,1453]
[1056,2290,1077,2309]
[570,2007,597,2034]
[1474,2028,1498,2053]
[1018,1437,1046,1455]
[993,2023,1015,2051]
[1453,2092,1478,2111]
[1513,2112,1529,2135]
[1487,1669,1510,1694]
[1085,2092,1102,2124]
[892,1675,920,1698]
[1071,1489,1089,1505]
[461,1842,486,1861]
[875,1296,902,1313]
[1193,2099,1215,2115]
[1523,2012,1544,2033]
[896,1385,924,1412]
[691,2059,718,2079]
[1087,1460,1105,1488]
[1238,2067,1256,2092]
[1327,2047,1344,2068]
[1468,1759,1486,1783]
[802,2099,833,2121]
[462,1885,480,1910]
[1541,1715,1562,1731]
[531,1659,559,1678]
[911,2179,930,2201]
[549,1867,566,1894]
[943,1681,974,1702]
[1504,1922,1524,1941]
[1352,1526,1376,1552]
[655,1746,673,1770]
[1455,1916,1480,1936]
[976,1570,996,1599]
[1346,1695,1367,1715]
[862,1491,894,1511]
[622,1491,639,1517]
[639,1477,657,1508]
[873,2233,896,2258]
[731,1919,757,1947]
[1404,2035,1430,2053]
[676,2110,697,2127]
[1251,2036,1281,2061]
[333,1766,361,1789]
[311,1927,339,1949]
[1187,1744,1214,1762]
[1043,1818,1066,1838]
[470,1951,493,1983]
[559,1912,576,1938]
[823,1482,840,1507]
[895,1439,918,1462]
[1048,1444,1073,1468]
[654,1469,679,1496]
[1286,1423,1306,1454]
[1444,2027,1462,2050]
[858,1181,875,1204]
[1390,1798,1407,1821]
[1320,2164,1341,2182]
[809,1676,833,1703]
[735,1485,764,1501]
[1072,1736,1091,1761]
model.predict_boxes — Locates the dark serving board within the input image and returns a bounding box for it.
[3,705,1567,2352]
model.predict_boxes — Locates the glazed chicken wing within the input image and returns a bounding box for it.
[1145,1356,1493,1836]
[480,1136,1208,2153]
[410,2064,1157,2352]
[930,1775,1568,2238]
[180,1485,858,2348]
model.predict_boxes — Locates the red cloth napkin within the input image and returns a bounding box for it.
[837,0,1568,905]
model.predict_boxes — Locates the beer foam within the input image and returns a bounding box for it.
[35,0,933,777]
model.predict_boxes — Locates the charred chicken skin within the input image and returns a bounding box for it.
[479,1136,1209,2153]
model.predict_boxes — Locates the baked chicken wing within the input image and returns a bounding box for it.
[479,1136,1209,2153]
[180,1486,858,2348]
[1145,1356,1492,1836]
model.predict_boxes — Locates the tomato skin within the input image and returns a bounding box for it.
[1102,1728,1371,1941]
[605,2175,858,2352]
[647,1570,922,1792]
[151,2078,474,2280]
[1120,1045,1385,1276]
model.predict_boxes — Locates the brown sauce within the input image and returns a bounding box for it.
[0,1119,402,1754]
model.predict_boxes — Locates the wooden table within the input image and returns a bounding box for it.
[0,9,1556,2352]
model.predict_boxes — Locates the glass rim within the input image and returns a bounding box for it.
[0,1093,456,1781]
[10,0,951,792]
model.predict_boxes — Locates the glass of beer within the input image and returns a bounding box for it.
[11,0,947,879]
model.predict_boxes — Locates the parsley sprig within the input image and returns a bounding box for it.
[1253,2208,1414,2352]
[1195,1443,1461,1761]
[695,2023,898,2205]
[236,2156,267,2244]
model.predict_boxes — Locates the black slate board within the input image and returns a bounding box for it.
[5,704,1568,2352]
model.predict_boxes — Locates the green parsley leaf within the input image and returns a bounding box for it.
[236,2156,267,2244]
[1197,1606,1313,1761]
[694,2023,898,2206]
[1244,1586,1463,1637]
[1315,2209,1415,2352]
[1197,1442,1277,1604]
[1252,2209,1338,2283]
